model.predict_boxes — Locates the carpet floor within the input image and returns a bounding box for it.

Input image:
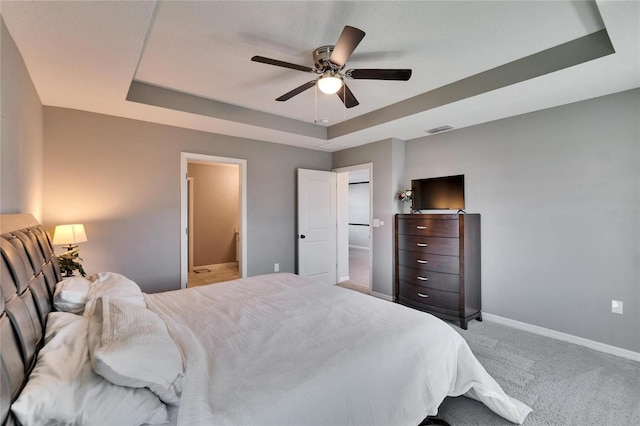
[436,320,640,425]
[336,247,370,294]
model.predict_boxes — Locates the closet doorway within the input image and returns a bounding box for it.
[180,153,247,288]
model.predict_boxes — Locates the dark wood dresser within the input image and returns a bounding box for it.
[394,213,481,329]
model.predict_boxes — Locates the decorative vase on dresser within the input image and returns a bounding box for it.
[394,213,481,329]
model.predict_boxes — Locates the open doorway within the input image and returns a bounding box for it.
[188,162,240,286]
[180,153,247,288]
[335,164,372,294]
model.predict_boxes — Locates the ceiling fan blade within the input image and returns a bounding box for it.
[336,84,359,108]
[251,56,315,73]
[329,26,365,68]
[346,69,412,81]
[276,80,317,101]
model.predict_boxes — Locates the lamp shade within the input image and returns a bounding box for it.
[52,224,88,246]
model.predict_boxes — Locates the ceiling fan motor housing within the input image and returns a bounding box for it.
[314,45,342,71]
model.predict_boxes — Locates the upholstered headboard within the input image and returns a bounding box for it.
[0,214,61,426]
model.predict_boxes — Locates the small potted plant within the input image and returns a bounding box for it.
[57,248,87,277]
[397,189,417,213]
[397,189,412,203]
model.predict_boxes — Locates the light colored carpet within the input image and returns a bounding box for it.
[336,247,370,294]
[437,320,640,425]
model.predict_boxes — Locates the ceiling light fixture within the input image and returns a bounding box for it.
[317,71,343,94]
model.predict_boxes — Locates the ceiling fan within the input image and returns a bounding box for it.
[251,25,412,108]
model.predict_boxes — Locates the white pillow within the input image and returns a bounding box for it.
[88,297,184,405]
[11,312,169,426]
[53,276,91,313]
[83,272,146,316]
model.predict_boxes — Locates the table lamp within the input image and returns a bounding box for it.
[52,224,88,251]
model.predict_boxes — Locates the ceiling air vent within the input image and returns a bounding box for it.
[316,143,347,151]
[426,125,453,134]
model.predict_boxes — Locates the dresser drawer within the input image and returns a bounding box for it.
[397,235,459,256]
[398,266,459,292]
[398,251,459,274]
[397,218,459,238]
[398,282,460,311]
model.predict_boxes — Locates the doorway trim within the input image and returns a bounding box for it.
[333,162,373,293]
[187,176,194,272]
[180,152,247,288]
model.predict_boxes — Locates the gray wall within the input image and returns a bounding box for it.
[43,107,331,293]
[404,89,639,352]
[0,18,43,221]
[333,138,405,296]
[188,163,239,266]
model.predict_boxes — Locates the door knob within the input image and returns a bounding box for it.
[300,234,306,239]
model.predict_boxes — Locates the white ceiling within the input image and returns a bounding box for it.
[1,1,638,152]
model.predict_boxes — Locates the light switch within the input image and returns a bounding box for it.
[372,219,380,227]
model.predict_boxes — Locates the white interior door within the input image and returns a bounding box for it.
[297,169,336,285]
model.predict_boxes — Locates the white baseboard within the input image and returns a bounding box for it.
[348,245,370,250]
[371,291,393,302]
[338,275,350,283]
[483,313,640,362]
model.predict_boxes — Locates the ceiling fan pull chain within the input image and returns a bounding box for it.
[314,83,318,124]
[343,85,347,122]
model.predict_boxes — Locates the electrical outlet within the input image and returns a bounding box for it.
[611,300,623,314]
[274,263,279,272]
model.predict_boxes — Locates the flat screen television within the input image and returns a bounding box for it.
[411,175,465,211]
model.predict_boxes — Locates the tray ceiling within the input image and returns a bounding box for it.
[2,1,638,151]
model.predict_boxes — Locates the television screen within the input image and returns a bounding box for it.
[411,175,465,211]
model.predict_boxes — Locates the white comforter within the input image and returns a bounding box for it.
[145,273,531,425]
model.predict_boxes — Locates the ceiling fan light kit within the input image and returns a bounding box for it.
[251,25,412,111]
[318,72,343,94]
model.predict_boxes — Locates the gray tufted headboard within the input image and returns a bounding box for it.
[0,214,61,426]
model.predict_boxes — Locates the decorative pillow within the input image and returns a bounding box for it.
[53,276,91,313]
[11,312,169,425]
[88,297,184,405]
[83,272,146,316]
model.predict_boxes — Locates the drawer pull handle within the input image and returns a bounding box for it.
[417,276,429,281]
[416,226,427,230]
[416,243,428,247]
[417,293,430,298]
[416,259,428,264]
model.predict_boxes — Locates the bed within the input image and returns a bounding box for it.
[0,214,531,425]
